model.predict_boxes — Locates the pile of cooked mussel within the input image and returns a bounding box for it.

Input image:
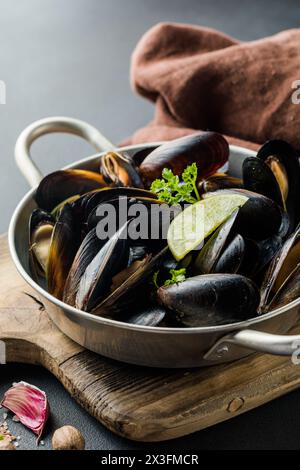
[28,131,300,328]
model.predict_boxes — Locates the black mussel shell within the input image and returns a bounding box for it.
[99,151,144,188]
[238,237,261,277]
[158,274,260,327]
[92,246,169,317]
[194,209,239,274]
[254,235,283,276]
[47,203,82,300]
[132,146,159,166]
[75,187,157,223]
[35,169,109,212]
[63,228,107,306]
[269,264,300,310]
[139,132,229,186]
[29,209,55,279]
[86,195,160,231]
[123,304,166,327]
[243,157,283,207]
[234,190,282,240]
[203,189,282,240]
[214,234,245,274]
[256,140,300,231]
[75,222,130,312]
[199,174,243,195]
[260,225,300,312]
[87,195,175,250]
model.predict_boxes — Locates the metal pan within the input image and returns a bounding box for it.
[8,117,300,368]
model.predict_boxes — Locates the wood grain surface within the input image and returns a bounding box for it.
[1,234,300,442]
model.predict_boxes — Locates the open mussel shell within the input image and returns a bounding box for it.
[269,264,300,310]
[139,132,229,186]
[75,222,130,312]
[158,274,260,327]
[86,195,161,231]
[29,209,55,279]
[35,169,109,212]
[255,140,300,231]
[260,225,300,312]
[253,235,283,276]
[203,189,282,240]
[63,228,107,306]
[75,186,157,223]
[87,195,176,251]
[243,157,283,208]
[194,209,239,274]
[194,207,269,278]
[99,151,144,188]
[198,174,243,195]
[92,246,169,317]
[47,203,82,300]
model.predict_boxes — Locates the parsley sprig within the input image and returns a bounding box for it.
[150,163,200,205]
[164,268,186,286]
[152,268,186,288]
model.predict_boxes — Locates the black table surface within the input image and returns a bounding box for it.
[0,0,300,451]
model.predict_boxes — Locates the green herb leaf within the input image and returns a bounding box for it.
[150,164,200,205]
[152,270,160,289]
[164,268,186,286]
[182,162,201,202]
[0,435,4,441]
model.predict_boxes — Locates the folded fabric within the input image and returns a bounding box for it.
[128,22,300,151]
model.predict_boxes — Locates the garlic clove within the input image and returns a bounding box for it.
[1,381,49,443]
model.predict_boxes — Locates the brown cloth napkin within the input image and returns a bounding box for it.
[128,22,300,151]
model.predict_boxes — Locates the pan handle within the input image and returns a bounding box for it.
[203,328,300,361]
[15,116,114,188]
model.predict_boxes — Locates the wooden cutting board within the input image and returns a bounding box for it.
[1,233,300,442]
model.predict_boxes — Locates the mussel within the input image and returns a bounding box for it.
[63,228,107,306]
[198,174,243,194]
[75,222,130,311]
[260,225,300,312]
[139,132,229,186]
[243,140,300,232]
[29,209,55,279]
[124,304,166,327]
[269,265,300,310]
[194,210,239,274]
[194,204,282,278]
[35,169,109,212]
[74,186,157,224]
[158,274,260,327]
[99,151,144,188]
[92,246,169,317]
[213,234,246,274]
[243,157,283,208]
[203,189,283,240]
[47,203,82,299]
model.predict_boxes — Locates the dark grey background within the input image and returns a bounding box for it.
[0,0,299,451]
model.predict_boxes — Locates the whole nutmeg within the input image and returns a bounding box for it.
[0,439,16,451]
[52,425,85,450]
